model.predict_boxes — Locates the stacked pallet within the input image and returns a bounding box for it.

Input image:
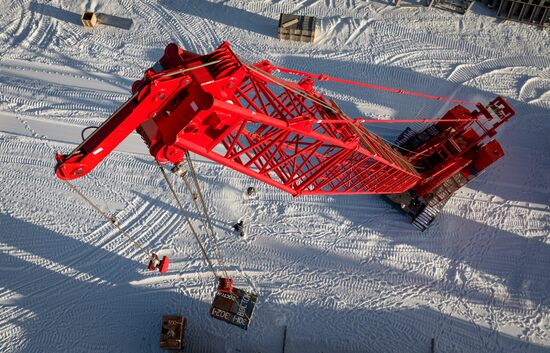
[80,11,133,30]
[81,12,97,28]
[278,14,316,42]
[428,0,475,14]
[159,316,186,350]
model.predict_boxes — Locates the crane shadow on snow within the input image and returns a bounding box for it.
[333,201,550,307]
[28,3,83,27]
[131,188,253,240]
[0,213,247,353]
[2,214,550,352]
[127,173,548,311]
[160,0,277,38]
[132,189,232,231]
[129,183,549,337]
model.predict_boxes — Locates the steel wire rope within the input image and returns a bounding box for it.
[241,57,488,160]
[244,62,433,160]
[173,163,229,279]
[23,112,157,262]
[63,179,152,261]
[184,151,229,279]
[156,161,219,279]
[164,159,252,320]
[269,65,477,106]
[184,152,217,239]
[246,63,482,127]
[22,112,158,262]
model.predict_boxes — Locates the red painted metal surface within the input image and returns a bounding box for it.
[400,96,515,206]
[217,277,234,293]
[148,254,169,273]
[56,42,421,195]
[55,42,515,202]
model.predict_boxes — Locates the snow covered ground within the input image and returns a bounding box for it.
[1,1,549,352]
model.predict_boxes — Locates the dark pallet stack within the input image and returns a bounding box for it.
[495,0,550,28]
[80,11,133,30]
[393,0,549,26]
[428,0,475,14]
[160,316,186,350]
[278,14,316,42]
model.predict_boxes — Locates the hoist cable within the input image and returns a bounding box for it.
[270,65,477,106]
[184,152,229,279]
[185,151,217,241]
[156,161,219,279]
[163,159,249,311]
[244,62,466,160]
[245,63,482,126]
[177,168,229,279]
[316,117,489,124]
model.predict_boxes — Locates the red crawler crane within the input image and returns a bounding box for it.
[55,42,515,231]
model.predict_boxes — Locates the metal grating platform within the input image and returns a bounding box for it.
[496,0,550,28]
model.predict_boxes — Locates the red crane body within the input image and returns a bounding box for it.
[55,42,515,230]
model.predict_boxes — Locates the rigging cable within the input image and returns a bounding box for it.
[245,63,482,127]
[245,63,435,159]
[158,159,251,316]
[63,179,152,261]
[172,160,229,279]
[156,160,220,279]
[246,58,492,160]
[270,65,477,106]
[183,151,229,279]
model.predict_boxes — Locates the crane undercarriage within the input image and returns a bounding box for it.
[387,97,514,229]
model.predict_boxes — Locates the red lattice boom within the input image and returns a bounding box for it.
[56,42,420,195]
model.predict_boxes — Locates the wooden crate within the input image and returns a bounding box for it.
[428,0,475,14]
[160,315,186,350]
[210,287,258,330]
[81,12,97,28]
[278,14,316,42]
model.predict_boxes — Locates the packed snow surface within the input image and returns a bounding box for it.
[1,1,549,352]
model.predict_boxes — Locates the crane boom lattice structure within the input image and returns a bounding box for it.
[55,42,515,230]
[57,42,419,195]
